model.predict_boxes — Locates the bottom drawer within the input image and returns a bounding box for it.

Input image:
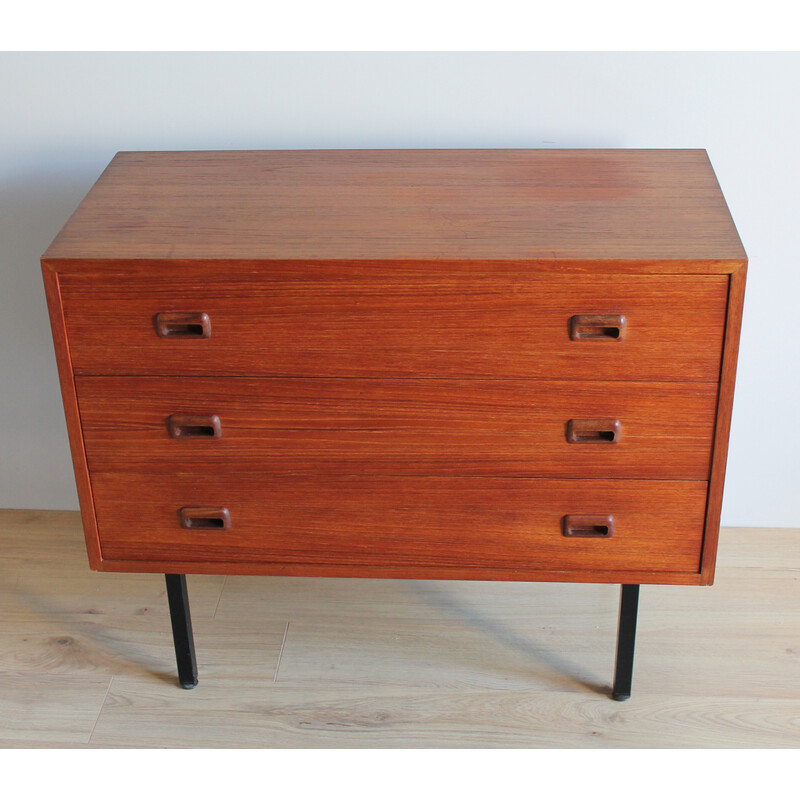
[90,474,707,579]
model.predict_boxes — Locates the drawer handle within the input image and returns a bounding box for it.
[562,514,614,538]
[570,314,626,341]
[179,507,231,530]
[154,312,211,339]
[167,414,222,439]
[566,419,621,444]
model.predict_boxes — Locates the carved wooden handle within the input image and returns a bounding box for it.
[154,312,211,339]
[566,419,621,444]
[179,507,231,530]
[562,514,614,538]
[167,414,222,439]
[569,314,626,341]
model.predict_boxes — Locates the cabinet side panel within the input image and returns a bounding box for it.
[41,261,102,569]
[701,264,747,584]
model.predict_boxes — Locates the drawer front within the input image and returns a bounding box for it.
[77,377,718,480]
[90,474,707,574]
[60,270,728,381]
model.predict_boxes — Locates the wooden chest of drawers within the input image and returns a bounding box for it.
[42,149,746,694]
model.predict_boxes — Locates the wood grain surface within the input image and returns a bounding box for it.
[40,149,747,588]
[42,149,746,263]
[58,270,728,380]
[88,474,707,577]
[41,269,102,568]
[76,377,718,480]
[701,266,748,583]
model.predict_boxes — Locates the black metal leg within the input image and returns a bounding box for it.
[165,574,198,689]
[612,584,639,701]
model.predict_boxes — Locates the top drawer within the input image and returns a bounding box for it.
[58,268,728,380]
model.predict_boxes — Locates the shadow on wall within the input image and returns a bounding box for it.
[0,156,115,510]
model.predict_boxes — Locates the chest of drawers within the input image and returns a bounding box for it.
[42,149,746,697]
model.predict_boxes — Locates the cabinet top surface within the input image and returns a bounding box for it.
[43,149,746,265]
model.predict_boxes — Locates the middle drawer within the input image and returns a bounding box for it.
[77,377,718,480]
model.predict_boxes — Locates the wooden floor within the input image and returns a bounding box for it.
[0,509,798,748]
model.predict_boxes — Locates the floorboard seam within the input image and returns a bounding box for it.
[86,675,113,745]
[274,621,290,683]
[212,576,227,620]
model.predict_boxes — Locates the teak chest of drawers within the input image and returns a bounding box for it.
[42,149,746,697]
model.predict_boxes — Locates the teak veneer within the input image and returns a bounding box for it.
[42,149,747,698]
[76,377,718,480]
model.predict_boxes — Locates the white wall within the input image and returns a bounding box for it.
[1,52,797,527]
